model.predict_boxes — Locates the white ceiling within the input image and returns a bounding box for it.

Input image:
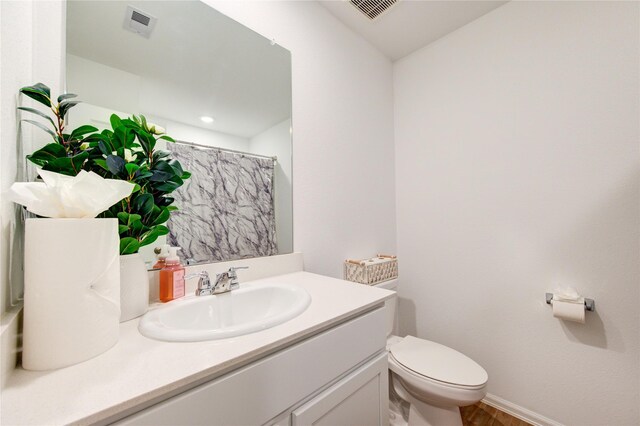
[319,0,508,61]
[67,1,291,138]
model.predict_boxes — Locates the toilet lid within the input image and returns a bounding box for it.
[389,336,488,387]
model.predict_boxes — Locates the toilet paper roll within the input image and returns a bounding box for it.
[22,218,120,370]
[552,299,585,323]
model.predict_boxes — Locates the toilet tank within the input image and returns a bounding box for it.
[373,279,398,337]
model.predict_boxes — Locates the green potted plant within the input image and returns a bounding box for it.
[17,83,190,321]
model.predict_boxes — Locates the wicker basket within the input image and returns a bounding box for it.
[344,254,398,285]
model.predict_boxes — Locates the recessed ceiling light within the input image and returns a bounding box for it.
[200,116,214,123]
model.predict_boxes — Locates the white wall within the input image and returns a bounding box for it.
[207,1,397,278]
[394,2,639,425]
[0,0,65,317]
[0,0,65,385]
[66,54,140,114]
[250,119,293,254]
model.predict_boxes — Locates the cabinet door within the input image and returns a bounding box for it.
[292,353,388,426]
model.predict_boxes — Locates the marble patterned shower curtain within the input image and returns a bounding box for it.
[166,143,278,262]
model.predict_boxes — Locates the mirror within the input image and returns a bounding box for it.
[65,0,292,268]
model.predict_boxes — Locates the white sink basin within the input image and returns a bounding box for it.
[138,283,311,342]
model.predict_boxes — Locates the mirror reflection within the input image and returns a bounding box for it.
[66,0,293,267]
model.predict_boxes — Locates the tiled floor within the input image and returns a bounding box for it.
[460,402,533,426]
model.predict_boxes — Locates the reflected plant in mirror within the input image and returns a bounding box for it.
[89,114,191,255]
[66,0,293,267]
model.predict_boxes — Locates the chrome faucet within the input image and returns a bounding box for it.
[189,267,249,296]
[185,271,213,296]
[212,266,249,294]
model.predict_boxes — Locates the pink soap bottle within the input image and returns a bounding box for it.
[159,247,185,302]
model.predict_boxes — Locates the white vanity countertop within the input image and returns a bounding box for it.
[1,271,394,425]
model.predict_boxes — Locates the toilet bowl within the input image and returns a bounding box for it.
[375,280,488,426]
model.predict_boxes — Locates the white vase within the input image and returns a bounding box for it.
[22,218,120,371]
[119,253,149,322]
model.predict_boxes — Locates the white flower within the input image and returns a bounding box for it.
[112,149,136,163]
[124,149,135,162]
[146,122,165,135]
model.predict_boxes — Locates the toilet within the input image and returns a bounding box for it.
[374,279,488,426]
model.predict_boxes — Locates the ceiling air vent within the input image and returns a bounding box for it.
[123,5,157,38]
[350,0,398,20]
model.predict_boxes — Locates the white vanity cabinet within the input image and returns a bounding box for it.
[113,307,388,426]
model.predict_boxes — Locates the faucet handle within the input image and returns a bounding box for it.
[185,271,212,295]
[197,271,211,288]
[227,266,248,290]
[185,271,209,280]
[227,266,249,279]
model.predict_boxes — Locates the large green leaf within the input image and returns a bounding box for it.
[117,212,142,226]
[135,169,154,180]
[153,181,181,192]
[17,107,55,128]
[150,160,178,182]
[22,119,56,140]
[19,84,51,107]
[130,218,144,233]
[71,151,89,172]
[93,159,109,171]
[159,135,175,143]
[106,155,126,176]
[58,100,80,119]
[32,83,50,98]
[152,207,171,226]
[69,125,98,141]
[97,140,112,156]
[157,196,174,207]
[167,159,184,176]
[139,225,169,248]
[42,158,75,176]
[57,93,77,103]
[149,170,173,182]
[112,125,136,152]
[125,163,140,177]
[26,143,67,166]
[119,237,140,255]
[136,129,156,155]
[110,114,123,130]
[152,150,171,162]
[132,193,154,215]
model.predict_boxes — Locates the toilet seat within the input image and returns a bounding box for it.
[389,336,488,389]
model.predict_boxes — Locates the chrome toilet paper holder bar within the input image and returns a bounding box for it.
[546,293,595,312]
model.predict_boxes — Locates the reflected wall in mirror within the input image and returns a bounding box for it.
[66,0,292,267]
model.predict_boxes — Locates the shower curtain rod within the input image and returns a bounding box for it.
[174,140,277,162]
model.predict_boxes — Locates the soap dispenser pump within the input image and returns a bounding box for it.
[159,247,185,302]
[153,244,170,269]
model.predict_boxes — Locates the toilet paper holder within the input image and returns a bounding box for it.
[545,293,595,312]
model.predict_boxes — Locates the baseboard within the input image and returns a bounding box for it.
[482,393,564,426]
